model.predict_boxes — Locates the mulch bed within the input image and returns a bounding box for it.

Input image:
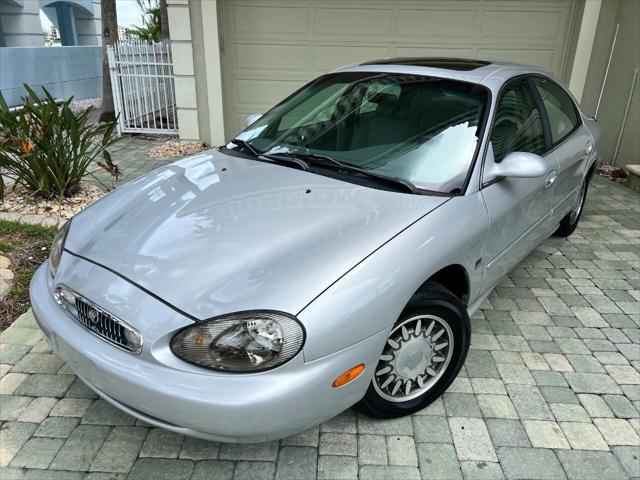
[0,220,57,331]
[147,140,211,159]
[597,163,628,183]
[0,183,104,222]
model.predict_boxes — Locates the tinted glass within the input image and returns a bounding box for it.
[533,77,579,144]
[235,72,489,193]
[362,58,490,71]
[491,79,546,162]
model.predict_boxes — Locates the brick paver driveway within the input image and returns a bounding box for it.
[1,176,638,480]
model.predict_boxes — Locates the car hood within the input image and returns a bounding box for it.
[65,150,448,320]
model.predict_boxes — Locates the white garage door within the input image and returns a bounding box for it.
[220,0,577,137]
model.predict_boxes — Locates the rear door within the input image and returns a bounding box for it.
[530,76,592,221]
[481,77,559,287]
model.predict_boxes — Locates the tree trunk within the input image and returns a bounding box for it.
[160,0,170,40]
[99,0,118,123]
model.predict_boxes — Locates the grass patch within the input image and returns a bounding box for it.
[0,219,57,331]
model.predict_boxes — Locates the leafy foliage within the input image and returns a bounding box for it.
[126,2,161,42]
[0,85,120,200]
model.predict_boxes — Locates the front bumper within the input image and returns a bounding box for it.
[30,262,387,442]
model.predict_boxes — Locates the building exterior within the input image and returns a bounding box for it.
[167,0,638,167]
[0,0,101,46]
[0,0,102,106]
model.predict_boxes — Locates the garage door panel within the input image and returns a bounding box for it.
[232,44,312,72]
[229,5,310,38]
[315,8,393,38]
[481,10,565,43]
[314,45,392,72]
[235,78,306,106]
[396,9,479,40]
[394,46,476,58]
[478,48,556,71]
[221,0,575,139]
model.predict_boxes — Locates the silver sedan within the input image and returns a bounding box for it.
[30,58,600,442]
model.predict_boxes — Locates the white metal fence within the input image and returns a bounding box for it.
[107,39,178,135]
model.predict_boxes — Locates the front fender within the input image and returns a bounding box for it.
[298,192,489,361]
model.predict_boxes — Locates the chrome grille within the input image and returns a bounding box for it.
[75,297,128,346]
[55,285,142,354]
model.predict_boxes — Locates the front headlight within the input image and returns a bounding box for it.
[170,312,305,372]
[49,220,71,276]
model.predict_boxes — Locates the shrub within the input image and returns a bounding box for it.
[0,85,120,200]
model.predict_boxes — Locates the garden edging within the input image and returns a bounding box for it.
[0,212,63,229]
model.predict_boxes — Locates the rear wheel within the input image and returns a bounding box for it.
[356,283,470,418]
[554,177,589,237]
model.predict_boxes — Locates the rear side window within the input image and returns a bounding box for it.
[532,77,580,144]
[491,79,546,162]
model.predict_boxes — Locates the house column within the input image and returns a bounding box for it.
[200,0,225,145]
[75,0,101,46]
[0,0,45,47]
[568,0,603,102]
[55,2,77,45]
[167,0,200,140]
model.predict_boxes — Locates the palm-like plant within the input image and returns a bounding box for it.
[0,86,120,200]
[126,3,161,42]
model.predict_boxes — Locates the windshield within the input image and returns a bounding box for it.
[234,72,489,193]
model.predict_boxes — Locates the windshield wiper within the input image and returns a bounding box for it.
[229,139,308,171]
[230,138,261,157]
[260,153,309,171]
[272,152,438,195]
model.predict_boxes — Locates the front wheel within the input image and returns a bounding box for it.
[356,283,470,418]
[554,177,589,237]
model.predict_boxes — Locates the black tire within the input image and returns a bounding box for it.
[554,177,589,237]
[356,282,470,419]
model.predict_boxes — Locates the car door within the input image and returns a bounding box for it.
[481,77,559,288]
[530,76,592,221]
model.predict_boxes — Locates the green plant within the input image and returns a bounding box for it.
[126,3,161,42]
[0,85,120,200]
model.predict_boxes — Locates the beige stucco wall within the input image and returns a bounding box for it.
[581,0,639,166]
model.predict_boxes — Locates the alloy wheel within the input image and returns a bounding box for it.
[373,315,454,402]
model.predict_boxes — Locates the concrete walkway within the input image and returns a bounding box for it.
[1,176,638,479]
[87,135,176,190]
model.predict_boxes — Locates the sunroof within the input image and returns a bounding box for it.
[361,58,491,71]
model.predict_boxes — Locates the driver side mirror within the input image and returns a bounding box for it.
[245,113,263,128]
[484,151,548,183]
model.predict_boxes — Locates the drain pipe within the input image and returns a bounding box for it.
[8,99,64,114]
[594,23,619,120]
[611,67,639,167]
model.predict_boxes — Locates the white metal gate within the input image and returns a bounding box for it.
[107,40,178,134]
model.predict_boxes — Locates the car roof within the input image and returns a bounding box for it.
[334,57,558,88]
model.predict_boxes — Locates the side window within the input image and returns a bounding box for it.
[533,77,579,144]
[491,79,546,162]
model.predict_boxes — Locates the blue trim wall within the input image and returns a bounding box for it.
[0,46,102,106]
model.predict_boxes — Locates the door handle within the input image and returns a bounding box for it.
[545,170,557,188]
